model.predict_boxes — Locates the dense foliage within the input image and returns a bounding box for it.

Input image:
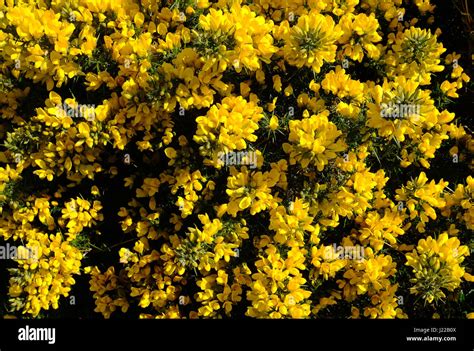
[0,0,472,319]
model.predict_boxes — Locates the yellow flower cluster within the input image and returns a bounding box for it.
[395,172,448,233]
[283,110,347,170]
[406,233,469,303]
[247,244,311,318]
[339,13,382,62]
[0,0,472,320]
[9,231,82,317]
[194,96,264,164]
[59,198,104,239]
[224,166,280,217]
[88,266,130,319]
[278,11,343,72]
[441,176,474,231]
[321,66,365,118]
[386,27,445,85]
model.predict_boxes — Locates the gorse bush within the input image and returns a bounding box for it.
[0,0,472,319]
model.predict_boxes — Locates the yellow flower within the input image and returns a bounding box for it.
[386,27,446,85]
[194,96,264,167]
[338,13,382,61]
[269,115,279,131]
[225,167,279,217]
[283,110,347,170]
[272,75,282,92]
[395,172,448,232]
[280,11,342,72]
[405,233,469,304]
